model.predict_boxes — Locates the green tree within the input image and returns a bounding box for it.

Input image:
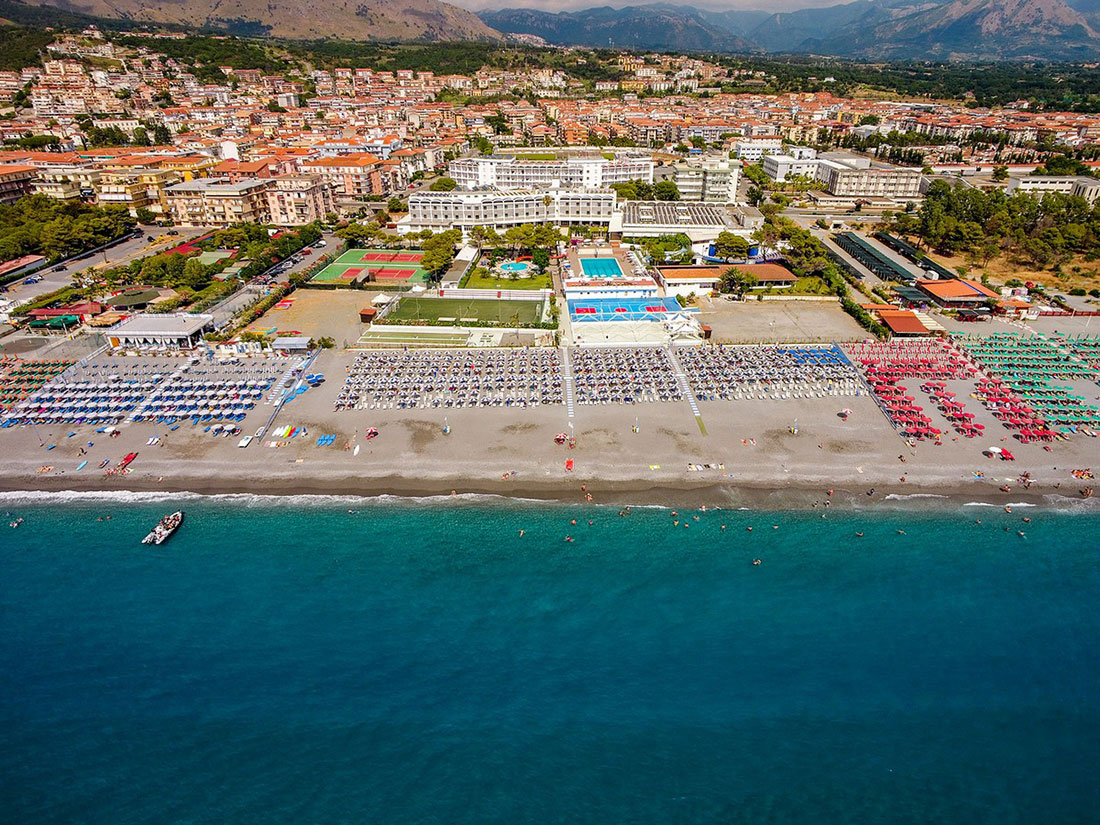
[718,266,758,299]
[531,247,550,272]
[992,165,1009,182]
[653,180,680,201]
[429,176,458,192]
[713,231,750,261]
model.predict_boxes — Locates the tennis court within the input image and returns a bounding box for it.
[569,297,685,322]
[383,297,545,326]
[311,256,430,285]
[337,248,425,265]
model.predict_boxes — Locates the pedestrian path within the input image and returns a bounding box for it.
[560,346,576,421]
[667,345,706,434]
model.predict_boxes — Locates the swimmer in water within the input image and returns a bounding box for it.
[897,529,906,534]
[571,519,576,526]
[565,535,573,542]
[856,532,864,537]
[752,559,762,566]
[519,529,525,537]
[1022,517,1031,523]
[721,524,727,531]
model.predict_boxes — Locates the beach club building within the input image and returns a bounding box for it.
[914,278,999,308]
[655,262,797,298]
[107,313,215,349]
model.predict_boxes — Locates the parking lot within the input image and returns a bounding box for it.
[694,296,868,343]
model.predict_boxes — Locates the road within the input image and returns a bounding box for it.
[1,227,214,306]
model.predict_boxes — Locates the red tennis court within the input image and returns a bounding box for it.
[341,267,365,280]
[372,267,417,280]
[360,252,398,262]
[392,253,423,263]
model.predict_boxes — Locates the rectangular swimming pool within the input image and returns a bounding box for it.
[579,257,624,278]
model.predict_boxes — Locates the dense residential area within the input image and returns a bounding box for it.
[3,23,1100,346]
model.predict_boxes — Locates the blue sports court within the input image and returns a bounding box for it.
[568,297,686,322]
[579,258,625,278]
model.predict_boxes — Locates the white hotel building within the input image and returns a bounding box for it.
[448,155,654,190]
[398,188,617,234]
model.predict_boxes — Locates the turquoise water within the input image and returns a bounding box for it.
[579,257,624,278]
[500,261,532,274]
[2,495,1099,823]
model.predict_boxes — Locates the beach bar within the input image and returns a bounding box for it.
[107,313,215,350]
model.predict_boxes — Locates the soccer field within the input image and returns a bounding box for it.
[384,297,544,326]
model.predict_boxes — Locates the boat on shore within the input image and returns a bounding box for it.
[142,511,184,546]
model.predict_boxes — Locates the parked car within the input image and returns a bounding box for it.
[25,276,42,284]
[53,265,67,272]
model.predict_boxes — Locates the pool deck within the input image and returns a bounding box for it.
[564,245,631,282]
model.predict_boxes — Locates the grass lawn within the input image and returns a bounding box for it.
[462,268,551,291]
[383,297,544,326]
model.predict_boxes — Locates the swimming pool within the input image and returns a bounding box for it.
[500,261,532,275]
[579,258,624,278]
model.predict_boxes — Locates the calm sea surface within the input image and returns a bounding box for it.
[1,494,1098,824]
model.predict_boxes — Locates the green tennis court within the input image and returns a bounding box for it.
[383,297,544,326]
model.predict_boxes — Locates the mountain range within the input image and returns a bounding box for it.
[13,0,1100,58]
[480,0,1100,60]
[21,0,502,41]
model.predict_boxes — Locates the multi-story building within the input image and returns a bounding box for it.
[265,175,336,226]
[300,154,385,197]
[815,154,923,200]
[96,168,180,216]
[1007,175,1100,204]
[762,147,819,182]
[733,137,783,162]
[165,178,272,226]
[0,164,38,203]
[32,165,101,201]
[399,188,616,234]
[672,158,741,203]
[448,155,654,190]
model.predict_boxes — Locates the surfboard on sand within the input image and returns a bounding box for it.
[353,444,360,456]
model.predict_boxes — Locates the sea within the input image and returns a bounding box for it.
[1,492,1098,824]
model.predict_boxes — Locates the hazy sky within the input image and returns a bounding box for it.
[451,0,852,12]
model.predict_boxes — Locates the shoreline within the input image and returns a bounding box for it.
[1,473,1092,512]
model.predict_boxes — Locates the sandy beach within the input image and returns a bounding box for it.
[3,349,1099,509]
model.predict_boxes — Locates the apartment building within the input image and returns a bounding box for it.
[97,168,180,216]
[672,158,741,203]
[816,155,923,200]
[400,188,616,233]
[763,149,922,199]
[300,154,386,197]
[762,147,819,182]
[733,138,783,162]
[1007,175,1100,204]
[166,178,271,226]
[32,165,102,200]
[266,175,336,226]
[448,155,654,190]
[0,165,38,203]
